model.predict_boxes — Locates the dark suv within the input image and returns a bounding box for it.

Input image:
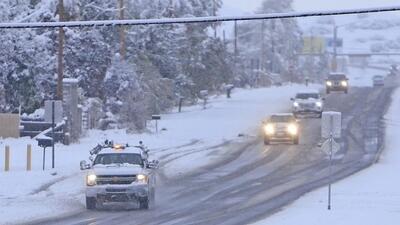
[326,73,349,94]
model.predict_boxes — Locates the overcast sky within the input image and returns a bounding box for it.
[221,0,400,15]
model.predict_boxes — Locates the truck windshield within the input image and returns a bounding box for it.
[94,153,143,166]
[269,115,295,123]
[296,93,319,99]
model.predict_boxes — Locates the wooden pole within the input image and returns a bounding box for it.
[213,0,217,38]
[57,0,65,100]
[261,20,265,72]
[119,0,126,60]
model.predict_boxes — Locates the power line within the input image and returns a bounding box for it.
[1,6,400,29]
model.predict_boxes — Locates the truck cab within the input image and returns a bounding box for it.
[80,143,158,210]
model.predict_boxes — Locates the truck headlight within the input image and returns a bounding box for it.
[137,174,148,183]
[341,81,348,87]
[326,81,332,86]
[86,174,97,186]
[264,124,275,135]
[287,124,298,135]
[293,102,299,107]
[316,101,322,107]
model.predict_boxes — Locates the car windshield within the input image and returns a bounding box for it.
[296,93,319,99]
[269,115,295,123]
[94,153,143,166]
[328,74,346,80]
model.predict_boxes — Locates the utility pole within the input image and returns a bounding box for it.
[222,30,226,46]
[213,0,217,38]
[270,20,275,73]
[119,0,126,60]
[261,20,265,72]
[332,25,338,72]
[57,0,65,100]
[234,21,238,61]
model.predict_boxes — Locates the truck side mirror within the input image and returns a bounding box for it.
[290,98,294,101]
[80,160,90,170]
[147,160,159,169]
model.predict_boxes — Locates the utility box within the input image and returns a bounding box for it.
[321,111,342,139]
[0,114,20,138]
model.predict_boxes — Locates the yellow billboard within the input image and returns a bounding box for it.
[302,36,325,54]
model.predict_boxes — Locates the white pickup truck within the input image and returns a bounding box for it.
[80,142,158,210]
[291,90,324,118]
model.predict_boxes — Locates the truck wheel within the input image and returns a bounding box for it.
[326,89,330,94]
[318,112,322,118]
[139,197,149,209]
[344,89,348,94]
[293,137,299,145]
[86,197,96,210]
[264,137,270,145]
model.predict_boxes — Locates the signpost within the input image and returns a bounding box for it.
[37,138,53,171]
[52,101,55,169]
[151,115,161,133]
[321,111,342,210]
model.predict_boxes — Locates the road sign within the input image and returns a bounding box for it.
[321,138,340,155]
[326,37,343,48]
[321,112,342,139]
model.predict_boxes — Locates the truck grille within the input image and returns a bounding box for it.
[96,175,136,185]
[299,103,315,108]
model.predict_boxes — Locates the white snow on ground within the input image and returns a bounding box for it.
[0,84,318,225]
[253,86,400,225]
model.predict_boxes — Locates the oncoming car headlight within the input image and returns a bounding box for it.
[86,174,97,186]
[341,81,348,87]
[316,101,322,107]
[326,81,333,86]
[293,102,299,107]
[264,124,275,135]
[287,124,298,136]
[137,174,148,183]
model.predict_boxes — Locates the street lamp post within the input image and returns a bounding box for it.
[332,25,338,72]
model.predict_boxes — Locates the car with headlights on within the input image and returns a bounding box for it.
[263,113,299,145]
[291,91,324,118]
[325,73,349,94]
[80,143,158,210]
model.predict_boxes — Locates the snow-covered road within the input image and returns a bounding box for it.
[30,85,394,225]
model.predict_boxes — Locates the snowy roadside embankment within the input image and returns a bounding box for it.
[0,84,317,225]
[253,86,400,225]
